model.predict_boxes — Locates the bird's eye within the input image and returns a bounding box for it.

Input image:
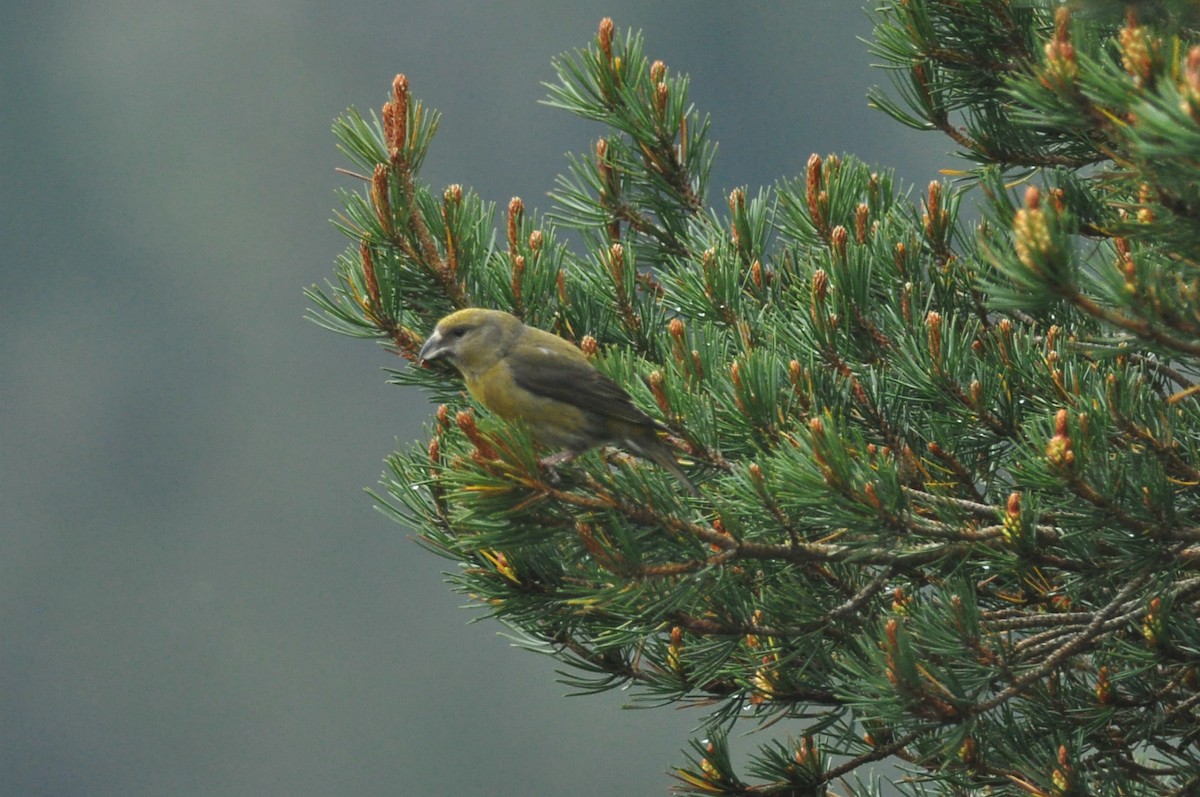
[450,326,468,339]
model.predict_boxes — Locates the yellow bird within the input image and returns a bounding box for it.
[418,308,698,496]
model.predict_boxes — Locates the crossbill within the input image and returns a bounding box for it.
[418,308,698,496]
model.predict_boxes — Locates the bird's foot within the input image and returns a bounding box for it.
[538,450,583,486]
[539,450,579,469]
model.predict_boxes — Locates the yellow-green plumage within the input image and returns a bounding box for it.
[418,308,698,495]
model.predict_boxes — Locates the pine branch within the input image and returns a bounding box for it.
[313,6,1200,795]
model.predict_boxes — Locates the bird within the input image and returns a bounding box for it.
[418,308,699,496]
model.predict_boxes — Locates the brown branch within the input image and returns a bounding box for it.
[1067,289,1200,356]
[971,570,1156,715]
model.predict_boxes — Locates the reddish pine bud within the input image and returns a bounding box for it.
[1047,324,1061,351]
[389,74,409,160]
[926,311,943,368]
[885,617,900,651]
[507,196,524,255]
[927,180,941,216]
[556,269,569,305]
[1182,46,1200,117]
[750,259,763,289]
[608,243,625,282]
[1143,596,1163,646]
[795,736,816,766]
[1119,11,1153,84]
[1052,746,1072,794]
[650,59,666,84]
[729,187,745,214]
[923,181,947,242]
[811,269,828,304]
[655,81,669,117]
[1046,409,1074,469]
[392,74,409,117]
[511,254,526,302]
[1049,188,1066,214]
[1096,666,1111,704]
[371,164,392,236]
[1114,236,1130,259]
[805,153,824,228]
[894,241,907,276]
[1025,185,1042,211]
[1043,6,1078,86]
[647,370,671,415]
[667,626,685,672]
[1185,46,1200,93]
[830,225,847,261]
[359,240,379,308]
[528,229,544,252]
[598,18,614,59]
[668,318,688,365]
[382,101,398,155]
[1013,188,1052,272]
[580,335,598,358]
[1053,4,1071,41]
[455,409,497,460]
[855,202,869,243]
[728,190,745,247]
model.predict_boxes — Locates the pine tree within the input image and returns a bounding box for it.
[308,2,1200,794]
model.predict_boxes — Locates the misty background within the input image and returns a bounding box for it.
[2,3,951,795]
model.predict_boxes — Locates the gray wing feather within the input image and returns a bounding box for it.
[508,347,659,429]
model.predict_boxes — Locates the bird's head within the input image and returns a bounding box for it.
[418,308,523,375]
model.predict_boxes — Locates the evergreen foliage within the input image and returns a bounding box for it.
[308,3,1200,794]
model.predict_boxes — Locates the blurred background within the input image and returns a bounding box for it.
[1,2,949,795]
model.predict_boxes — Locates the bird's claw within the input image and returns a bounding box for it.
[539,450,579,469]
[538,450,583,486]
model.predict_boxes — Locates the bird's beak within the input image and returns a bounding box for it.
[418,330,446,364]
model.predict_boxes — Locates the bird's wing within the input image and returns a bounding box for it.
[508,346,659,429]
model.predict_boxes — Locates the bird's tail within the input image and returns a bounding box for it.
[624,434,701,497]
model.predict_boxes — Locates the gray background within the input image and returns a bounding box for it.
[2,2,947,795]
